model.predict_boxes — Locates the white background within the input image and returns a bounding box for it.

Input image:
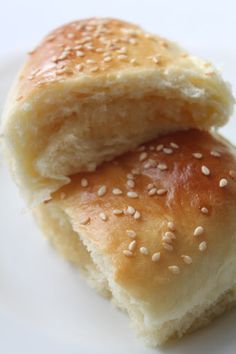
[0,1,236,354]
[1,0,236,55]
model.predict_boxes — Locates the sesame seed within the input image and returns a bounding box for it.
[151,56,159,64]
[127,173,134,180]
[157,163,168,171]
[131,168,140,175]
[80,216,90,225]
[51,56,58,63]
[148,187,157,196]
[193,226,204,237]
[201,207,209,215]
[162,243,173,251]
[99,212,107,221]
[133,210,141,220]
[112,188,123,195]
[97,185,107,197]
[193,152,203,159]
[219,178,228,188]
[162,234,173,243]
[126,206,136,215]
[156,188,167,196]
[167,221,176,231]
[211,150,221,157]
[117,54,127,60]
[199,241,207,252]
[75,64,83,71]
[181,255,192,264]
[127,191,138,198]
[103,56,112,62]
[123,250,133,257]
[144,159,157,169]
[147,183,154,190]
[170,142,179,149]
[86,59,95,64]
[139,152,148,161]
[143,161,151,169]
[117,47,127,54]
[168,265,180,274]
[81,178,88,187]
[152,252,161,262]
[139,246,149,255]
[126,179,135,189]
[76,50,85,57]
[112,209,123,215]
[96,48,105,53]
[129,38,137,44]
[90,66,99,72]
[163,148,173,155]
[156,144,164,151]
[58,53,68,61]
[82,35,92,41]
[149,145,155,151]
[130,58,137,64]
[201,165,210,176]
[126,229,136,238]
[229,170,236,179]
[84,44,94,50]
[164,231,176,241]
[128,240,137,251]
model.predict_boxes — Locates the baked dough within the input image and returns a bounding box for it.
[2,18,234,205]
[34,129,236,345]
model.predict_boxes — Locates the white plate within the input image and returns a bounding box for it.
[0,53,236,354]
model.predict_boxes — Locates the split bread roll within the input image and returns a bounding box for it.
[2,18,234,205]
[34,129,236,346]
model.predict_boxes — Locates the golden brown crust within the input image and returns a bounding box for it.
[3,17,233,207]
[16,18,183,101]
[49,130,236,310]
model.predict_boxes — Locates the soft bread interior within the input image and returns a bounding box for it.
[34,202,236,346]
[5,75,232,206]
[34,202,110,297]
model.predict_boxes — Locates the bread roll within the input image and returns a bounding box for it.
[34,129,236,346]
[2,18,234,205]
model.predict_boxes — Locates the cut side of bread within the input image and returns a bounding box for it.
[2,18,234,205]
[34,201,110,298]
[34,130,236,346]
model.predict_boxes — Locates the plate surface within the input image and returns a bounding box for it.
[0,53,236,354]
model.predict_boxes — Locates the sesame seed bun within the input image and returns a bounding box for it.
[34,129,236,346]
[2,18,234,205]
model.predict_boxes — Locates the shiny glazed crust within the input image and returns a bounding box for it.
[3,18,232,101]
[2,18,234,205]
[36,130,236,344]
